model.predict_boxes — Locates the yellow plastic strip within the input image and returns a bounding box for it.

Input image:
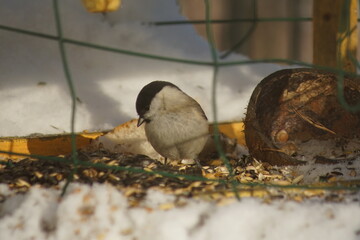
[0,132,102,159]
[82,0,121,13]
[0,121,245,159]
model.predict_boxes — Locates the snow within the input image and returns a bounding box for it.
[0,0,359,239]
[0,0,282,137]
[1,183,360,240]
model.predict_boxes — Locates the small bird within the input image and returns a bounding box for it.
[136,81,209,165]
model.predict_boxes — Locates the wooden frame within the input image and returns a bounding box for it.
[313,0,358,72]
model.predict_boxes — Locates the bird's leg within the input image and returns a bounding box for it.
[194,158,203,169]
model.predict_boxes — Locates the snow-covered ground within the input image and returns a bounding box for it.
[0,0,359,239]
[1,183,360,240]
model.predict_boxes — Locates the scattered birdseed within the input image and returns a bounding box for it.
[0,148,359,205]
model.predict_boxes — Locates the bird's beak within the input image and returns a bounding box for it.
[137,117,146,127]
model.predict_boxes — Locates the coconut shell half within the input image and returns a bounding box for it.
[245,68,360,165]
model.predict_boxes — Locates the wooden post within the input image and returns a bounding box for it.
[313,0,358,72]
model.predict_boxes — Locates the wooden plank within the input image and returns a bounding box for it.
[313,0,358,72]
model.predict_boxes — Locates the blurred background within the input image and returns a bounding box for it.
[179,0,314,63]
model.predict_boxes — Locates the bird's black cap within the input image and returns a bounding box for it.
[136,81,180,118]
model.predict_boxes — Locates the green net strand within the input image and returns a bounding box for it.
[0,24,212,66]
[220,0,259,59]
[335,0,360,112]
[204,0,242,200]
[150,17,313,26]
[53,0,78,158]
[1,24,358,76]
[53,0,79,195]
